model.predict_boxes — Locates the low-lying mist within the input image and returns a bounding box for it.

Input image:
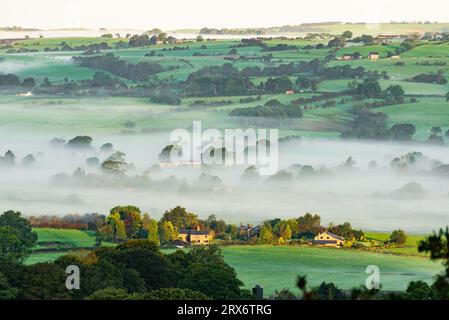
[1,130,449,233]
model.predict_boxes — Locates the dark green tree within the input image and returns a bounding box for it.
[389,229,407,245]
[406,281,432,300]
[418,228,449,299]
[19,263,71,300]
[160,206,198,230]
[0,211,37,262]
[341,30,353,39]
[389,123,416,141]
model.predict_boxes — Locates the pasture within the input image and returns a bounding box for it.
[33,227,97,249]
[25,228,443,295]
[222,245,442,295]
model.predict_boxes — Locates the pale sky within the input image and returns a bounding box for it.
[2,0,449,30]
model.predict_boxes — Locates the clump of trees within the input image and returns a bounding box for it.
[341,106,417,142]
[0,74,36,88]
[229,99,303,118]
[389,229,407,245]
[28,213,104,230]
[410,71,448,84]
[98,206,202,245]
[185,63,252,96]
[0,150,15,167]
[341,108,390,140]
[66,136,93,149]
[150,95,181,105]
[73,54,164,82]
[427,126,446,145]
[43,41,110,53]
[128,34,150,47]
[0,234,250,300]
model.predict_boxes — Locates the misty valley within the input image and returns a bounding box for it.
[1,119,448,232]
[2,18,449,302]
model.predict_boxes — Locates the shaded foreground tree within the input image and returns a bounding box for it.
[0,211,37,263]
[418,227,449,299]
[12,240,248,300]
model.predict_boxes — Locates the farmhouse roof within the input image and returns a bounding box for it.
[178,229,210,235]
[322,231,344,240]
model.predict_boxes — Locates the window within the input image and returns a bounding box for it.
[320,236,323,239]
[327,237,329,239]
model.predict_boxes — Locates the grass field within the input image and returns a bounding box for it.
[377,97,449,139]
[2,93,448,140]
[0,95,345,137]
[364,232,428,256]
[221,245,442,295]
[25,228,443,295]
[33,228,97,249]
[2,34,449,141]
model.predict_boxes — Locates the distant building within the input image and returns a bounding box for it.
[149,35,163,45]
[313,231,344,247]
[178,226,212,245]
[285,90,295,95]
[374,34,409,44]
[238,224,261,239]
[342,54,353,61]
[16,91,33,97]
[368,52,380,61]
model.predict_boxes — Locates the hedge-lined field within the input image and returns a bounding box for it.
[26,228,443,295]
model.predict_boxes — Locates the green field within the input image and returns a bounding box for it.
[33,228,97,249]
[26,228,443,295]
[221,245,442,295]
[2,32,449,141]
[0,95,346,137]
[377,98,449,138]
[364,232,427,255]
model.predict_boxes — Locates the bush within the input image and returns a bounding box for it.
[143,288,210,300]
[150,95,181,105]
[85,288,134,300]
[389,229,406,245]
[66,136,93,149]
[406,281,432,300]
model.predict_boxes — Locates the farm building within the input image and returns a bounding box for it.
[178,226,212,245]
[374,34,409,44]
[368,52,380,61]
[313,231,344,247]
[238,224,261,239]
[342,54,353,61]
[16,91,34,97]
